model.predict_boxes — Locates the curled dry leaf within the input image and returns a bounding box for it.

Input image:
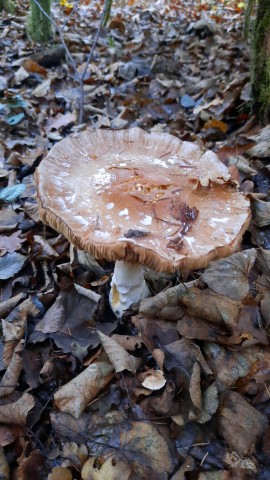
[247,141,270,158]
[97,331,137,374]
[74,283,101,304]
[218,391,267,457]
[0,292,27,319]
[54,360,114,419]
[197,382,219,424]
[152,348,165,370]
[70,247,106,278]
[228,155,257,175]
[189,362,202,410]
[33,235,59,258]
[139,281,197,321]
[201,249,257,301]
[2,296,41,342]
[0,340,24,397]
[0,392,35,426]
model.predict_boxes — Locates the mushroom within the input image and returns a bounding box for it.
[35,128,251,318]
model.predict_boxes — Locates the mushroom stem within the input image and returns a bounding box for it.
[109,260,150,318]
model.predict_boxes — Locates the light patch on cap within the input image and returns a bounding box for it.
[107,202,114,210]
[93,168,112,186]
[153,158,168,168]
[119,208,129,216]
[94,231,110,240]
[140,215,152,225]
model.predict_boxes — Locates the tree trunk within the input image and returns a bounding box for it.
[0,0,15,13]
[251,0,270,123]
[27,0,53,44]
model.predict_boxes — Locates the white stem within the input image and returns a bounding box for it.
[109,261,150,318]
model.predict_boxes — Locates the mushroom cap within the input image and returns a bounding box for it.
[35,128,250,273]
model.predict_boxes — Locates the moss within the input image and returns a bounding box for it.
[250,0,270,123]
[0,0,15,13]
[27,0,54,44]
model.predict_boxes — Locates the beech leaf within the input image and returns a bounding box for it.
[0,252,26,280]
[201,249,257,301]
[97,330,137,374]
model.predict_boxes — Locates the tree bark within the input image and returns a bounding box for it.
[0,0,15,13]
[27,0,53,44]
[251,0,270,123]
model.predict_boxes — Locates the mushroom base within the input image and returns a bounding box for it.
[109,260,150,318]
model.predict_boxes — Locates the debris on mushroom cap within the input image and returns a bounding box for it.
[35,128,251,273]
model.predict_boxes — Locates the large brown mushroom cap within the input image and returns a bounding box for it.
[35,128,250,272]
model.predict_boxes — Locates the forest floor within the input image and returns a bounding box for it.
[1,1,270,479]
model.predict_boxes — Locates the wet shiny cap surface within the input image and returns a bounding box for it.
[35,128,251,272]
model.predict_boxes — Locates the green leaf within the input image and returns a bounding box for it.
[0,252,26,280]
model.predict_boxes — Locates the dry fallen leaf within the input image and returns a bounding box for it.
[97,331,137,374]
[0,424,25,447]
[46,112,77,132]
[0,230,24,256]
[189,362,202,410]
[54,360,114,418]
[0,340,24,397]
[139,281,195,321]
[119,421,175,476]
[111,334,143,351]
[201,249,257,301]
[218,391,267,457]
[181,287,241,330]
[253,198,270,227]
[0,292,27,320]
[2,297,41,343]
[32,78,51,97]
[0,392,35,425]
